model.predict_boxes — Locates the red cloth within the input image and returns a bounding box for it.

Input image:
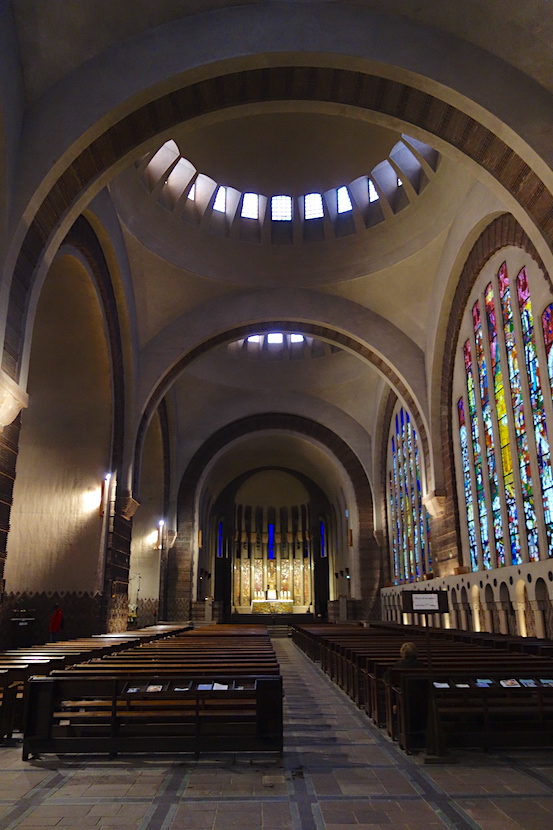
[49,607,63,633]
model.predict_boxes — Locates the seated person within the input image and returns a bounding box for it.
[393,641,423,669]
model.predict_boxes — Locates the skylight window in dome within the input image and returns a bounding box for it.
[305,193,324,220]
[241,193,259,220]
[397,177,403,187]
[267,333,283,344]
[368,180,379,203]
[290,334,304,343]
[337,186,353,214]
[247,335,261,343]
[213,186,226,213]
[188,182,196,201]
[271,195,292,221]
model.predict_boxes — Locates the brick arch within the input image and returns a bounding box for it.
[165,414,382,621]
[6,66,553,384]
[439,213,551,572]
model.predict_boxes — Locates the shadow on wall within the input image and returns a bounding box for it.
[0,591,104,649]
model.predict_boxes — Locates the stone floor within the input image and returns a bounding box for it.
[1,637,553,829]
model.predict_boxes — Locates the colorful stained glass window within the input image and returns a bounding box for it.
[463,339,489,569]
[543,304,553,394]
[517,269,553,553]
[319,520,326,557]
[457,260,553,570]
[485,282,521,564]
[387,406,431,583]
[473,301,504,567]
[498,263,540,561]
[458,398,478,570]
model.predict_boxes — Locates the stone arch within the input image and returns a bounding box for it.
[484,583,497,634]
[2,249,113,641]
[134,315,429,499]
[536,577,553,639]
[165,414,377,622]
[6,57,553,388]
[470,583,483,632]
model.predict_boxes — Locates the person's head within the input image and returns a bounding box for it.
[399,641,418,660]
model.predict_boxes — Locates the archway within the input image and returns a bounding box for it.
[2,253,112,641]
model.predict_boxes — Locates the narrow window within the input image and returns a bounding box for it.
[213,186,226,213]
[187,182,196,201]
[304,193,324,219]
[271,195,292,221]
[267,333,283,344]
[241,192,259,219]
[337,186,353,213]
[368,180,379,202]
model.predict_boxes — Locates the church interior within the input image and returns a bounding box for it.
[1,2,553,828]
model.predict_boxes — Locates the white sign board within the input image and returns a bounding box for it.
[411,593,440,611]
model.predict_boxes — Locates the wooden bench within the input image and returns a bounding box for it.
[23,672,283,759]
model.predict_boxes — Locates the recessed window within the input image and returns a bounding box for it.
[271,195,292,221]
[397,177,403,187]
[188,182,196,201]
[368,180,379,203]
[247,335,261,343]
[290,334,304,343]
[337,186,353,214]
[213,186,226,213]
[267,333,283,344]
[304,193,324,220]
[241,193,259,220]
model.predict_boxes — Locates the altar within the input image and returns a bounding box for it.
[251,599,294,614]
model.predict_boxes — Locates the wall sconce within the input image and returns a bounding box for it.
[99,473,111,517]
[345,567,350,580]
[157,519,165,550]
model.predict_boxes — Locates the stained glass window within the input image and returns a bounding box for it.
[319,520,326,557]
[485,282,521,564]
[268,523,275,560]
[458,398,478,571]
[456,259,553,570]
[517,269,553,552]
[217,520,224,558]
[387,405,431,583]
[543,304,553,393]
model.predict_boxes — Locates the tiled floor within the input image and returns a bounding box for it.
[1,638,553,829]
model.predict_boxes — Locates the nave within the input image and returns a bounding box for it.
[0,638,552,830]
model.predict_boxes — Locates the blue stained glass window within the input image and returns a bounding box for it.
[387,406,431,583]
[458,398,479,571]
[320,520,326,557]
[217,520,223,558]
[268,523,275,560]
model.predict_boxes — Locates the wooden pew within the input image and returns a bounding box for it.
[23,673,283,759]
